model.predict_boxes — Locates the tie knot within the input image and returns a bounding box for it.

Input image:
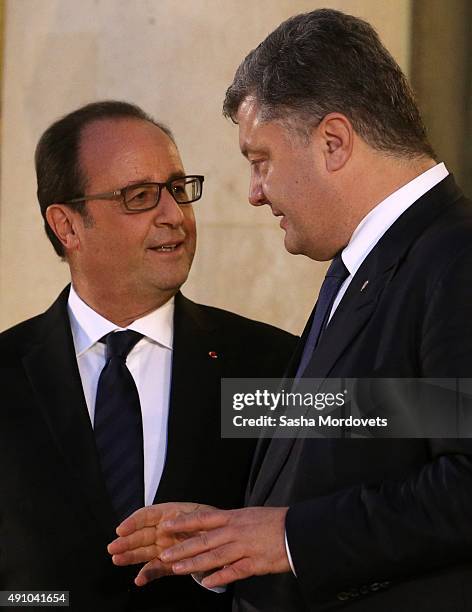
[102,330,143,361]
[325,254,349,280]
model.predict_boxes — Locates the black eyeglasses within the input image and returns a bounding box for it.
[64,175,204,212]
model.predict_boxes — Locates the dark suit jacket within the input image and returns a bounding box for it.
[234,175,472,612]
[0,290,296,611]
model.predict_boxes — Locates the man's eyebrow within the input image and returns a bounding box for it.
[167,171,186,182]
[125,171,186,186]
[240,144,266,159]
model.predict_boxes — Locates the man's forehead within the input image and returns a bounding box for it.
[236,98,295,156]
[80,117,172,152]
[236,96,260,121]
[78,117,183,184]
[79,118,181,168]
[236,98,266,155]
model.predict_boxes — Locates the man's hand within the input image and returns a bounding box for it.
[108,502,213,585]
[157,506,290,589]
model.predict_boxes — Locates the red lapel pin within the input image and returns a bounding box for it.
[208,351,218,359]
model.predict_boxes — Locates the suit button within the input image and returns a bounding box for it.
[337,592,350,601]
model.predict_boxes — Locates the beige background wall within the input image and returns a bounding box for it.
[0,0,411,333]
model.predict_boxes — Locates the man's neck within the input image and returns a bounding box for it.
[343,153,437,241]
[69,279,176,327]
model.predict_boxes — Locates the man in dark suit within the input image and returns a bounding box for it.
[0,101,296,611]
[109,10,472,612]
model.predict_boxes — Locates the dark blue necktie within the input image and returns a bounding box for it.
[94,330,144,523]
[296,254,349,377]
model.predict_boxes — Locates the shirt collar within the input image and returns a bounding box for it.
[341,162,449,276]
[67,285,174,357]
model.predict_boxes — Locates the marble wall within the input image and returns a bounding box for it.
[0,0,411,333]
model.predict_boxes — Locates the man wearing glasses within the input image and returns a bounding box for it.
[0,101,295,611]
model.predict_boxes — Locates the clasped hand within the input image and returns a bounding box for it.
[107,503,290,588]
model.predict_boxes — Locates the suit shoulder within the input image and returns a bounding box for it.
[0,313,45,363]
[195,302,297,348]
[0,288,68,360]
[190,302,297,377]
[426,194,472,241]
[413,196,472,269]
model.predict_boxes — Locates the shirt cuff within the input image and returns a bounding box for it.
[285,529,297,577]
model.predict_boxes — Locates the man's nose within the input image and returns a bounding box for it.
[154,189,185,226]
[248,174,267,207]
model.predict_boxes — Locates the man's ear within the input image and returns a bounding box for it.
[45,204,81,252]
[317,113,354,172]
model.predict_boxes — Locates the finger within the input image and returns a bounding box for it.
[117,502,203,536]
[116,503,182,536]
[134,558,173,586]
[170,543,242,575]
[108,526,158,554]
[116,506,165,536]
[201,559,253,588]
[111,544,160,566]
[162,509,230,534]
[160,527,229,563]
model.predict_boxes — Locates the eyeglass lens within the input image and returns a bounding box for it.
[124,177,201,210]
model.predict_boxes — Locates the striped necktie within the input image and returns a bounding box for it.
[94,330,144,523]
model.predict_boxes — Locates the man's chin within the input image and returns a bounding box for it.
[146,255,194,291]
[152,278,188,295]
[283,233,304,256]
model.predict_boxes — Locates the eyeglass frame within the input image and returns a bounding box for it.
[62,174,204,212]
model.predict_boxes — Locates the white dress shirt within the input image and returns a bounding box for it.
[68,288,224,593]
[286,162,449,577]
[67,285,174,505]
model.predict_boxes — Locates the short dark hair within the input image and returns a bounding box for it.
[35,100,175,257]
[223,9,435,159]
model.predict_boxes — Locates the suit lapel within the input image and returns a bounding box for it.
[285,304,317,378]
[250,260,399,503]
[246,308,316,499]
[303,259,397,378]
[22,287,116,538]
[249,175,464,505]
[153,293,223,502]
